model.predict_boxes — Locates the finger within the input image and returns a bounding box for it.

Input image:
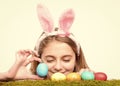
[23,57,42,66]
[16,50,29,57]
[84,68,95,73]
[30,57,42,63]
[30,50,39,57]
[23,50,32,57]
[89,69,95,73]
[16,50,30,60]
[79,68,85,75]
[79,68,95,75]
[21,49,39,58]
[32,57,42,62]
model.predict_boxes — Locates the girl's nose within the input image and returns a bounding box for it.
[54,62,62,71]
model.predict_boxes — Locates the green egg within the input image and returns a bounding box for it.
[81,71,94,80]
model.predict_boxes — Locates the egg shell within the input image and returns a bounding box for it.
[66,72,81,81]
[81,71,94,80]
[36,63,48,77]
[51,72,66,81]
[94,72,107,81]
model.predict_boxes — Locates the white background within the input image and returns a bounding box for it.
[0,0,120,80]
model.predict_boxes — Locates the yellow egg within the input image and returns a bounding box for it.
[66,72,81,81]
[51,72,66,81]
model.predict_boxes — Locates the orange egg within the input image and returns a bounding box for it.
[66,72,81,81]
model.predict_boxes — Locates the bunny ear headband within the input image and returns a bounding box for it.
[35,4,80,56]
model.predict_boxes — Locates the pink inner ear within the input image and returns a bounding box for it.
[37,4,54,32]
[59,9,75,33]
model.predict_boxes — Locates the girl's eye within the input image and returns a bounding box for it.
[45,56,55,63]
[63,59,70,62]
[62,55,72,62]
[46,60,54,63]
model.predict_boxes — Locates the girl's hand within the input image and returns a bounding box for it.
[14,49,43,80]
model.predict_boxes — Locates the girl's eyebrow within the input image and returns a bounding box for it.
[62,55,72,58]
[45,55,72,58]
[45,55,55,58]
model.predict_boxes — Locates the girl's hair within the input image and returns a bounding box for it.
[30,35,89,74]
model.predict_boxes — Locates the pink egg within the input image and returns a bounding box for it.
[94,72,107,81]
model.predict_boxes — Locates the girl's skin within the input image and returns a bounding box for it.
[0,50,43,81]
[41,40,76,77]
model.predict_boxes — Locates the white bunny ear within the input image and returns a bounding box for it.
[37,4,54,33]
[59,9,75,34]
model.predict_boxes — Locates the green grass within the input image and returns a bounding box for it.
[0,80,120,86]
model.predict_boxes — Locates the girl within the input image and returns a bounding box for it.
[30,4,90,79]
[0,4,90,81]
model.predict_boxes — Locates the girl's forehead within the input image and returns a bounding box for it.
[42,41,75,56]
[45,40,70,49]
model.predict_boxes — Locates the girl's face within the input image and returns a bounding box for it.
[41,40,76,77]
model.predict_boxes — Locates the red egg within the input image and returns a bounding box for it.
[94,72,107,81]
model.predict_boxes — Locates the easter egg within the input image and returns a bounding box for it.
[66,72,81,81]
[94,72,107,81]
[51,72,66,81]
[81,71,94,80]
[36,63,48,77]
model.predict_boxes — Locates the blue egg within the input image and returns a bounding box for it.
[81,71,94,80]
[36,63,48,77]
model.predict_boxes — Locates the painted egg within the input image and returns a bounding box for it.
[94,72,107,81]
[81,71,94,80]
[66,72,81,81]
[51,72,66,81]
[36,63,48,77]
